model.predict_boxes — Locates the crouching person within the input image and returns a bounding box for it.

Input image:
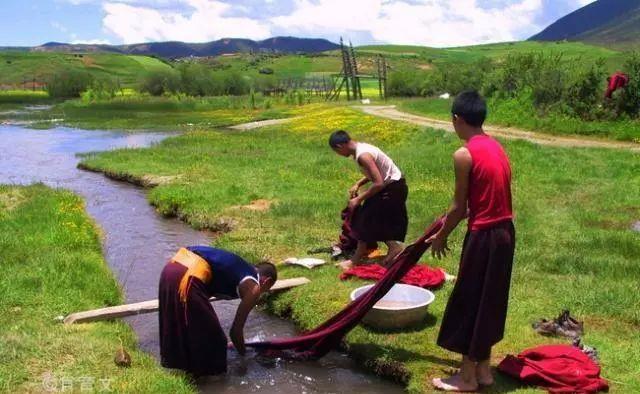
[329,130,409,270]
[158,246,277,376]
[428,91,515,391]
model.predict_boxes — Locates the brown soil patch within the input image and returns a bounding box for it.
[139,174,180,187]
[232,199,273,212]
[417,64,433,70]
[81,56,96,67]
[0,189,27,213]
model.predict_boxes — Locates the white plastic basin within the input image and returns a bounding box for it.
[350,284,435,330]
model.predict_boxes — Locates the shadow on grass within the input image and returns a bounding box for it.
[347,340,528,392]
[362,313,439,334]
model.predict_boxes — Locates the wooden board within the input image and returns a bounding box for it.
[63,277,310,325]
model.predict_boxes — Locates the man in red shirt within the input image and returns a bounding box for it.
[428,91,516,392]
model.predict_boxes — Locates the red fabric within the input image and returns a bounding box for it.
[498,345,609,393]
[340,263,445,289]
[246,216,445,360]
[466,135,513,231]
[605,72,629,99]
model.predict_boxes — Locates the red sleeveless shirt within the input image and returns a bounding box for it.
[466,134,513,231]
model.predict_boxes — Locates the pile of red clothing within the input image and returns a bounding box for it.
[340,263,445,289]
[498,344,609,393]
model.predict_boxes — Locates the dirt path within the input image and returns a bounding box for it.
[227,117,296,131]
[356,105,640,152]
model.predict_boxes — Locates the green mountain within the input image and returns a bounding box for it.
[530,0,640,48]
[1,37,339,59]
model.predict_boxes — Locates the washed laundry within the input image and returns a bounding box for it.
[340,263,446,289]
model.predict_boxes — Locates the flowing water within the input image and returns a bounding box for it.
[0,124,402,394]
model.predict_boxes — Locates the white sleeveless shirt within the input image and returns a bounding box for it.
[354,142,402,184]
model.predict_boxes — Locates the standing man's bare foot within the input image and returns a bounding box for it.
[338,260,353,271]
[432,374,479,392]
[476,360,494,386]
[382,241,403,265]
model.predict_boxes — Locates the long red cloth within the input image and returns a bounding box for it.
[498,345,609,393]
[340,264,445,289]
[246,216,445,360]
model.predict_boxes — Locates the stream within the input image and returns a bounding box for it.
[0,124,403,394]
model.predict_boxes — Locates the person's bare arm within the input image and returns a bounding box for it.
[353,153,385,203]
[428,147,472,259]
[349,177,370,198]
[229,280,261,355]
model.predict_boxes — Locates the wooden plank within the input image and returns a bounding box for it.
[63,277,310,325]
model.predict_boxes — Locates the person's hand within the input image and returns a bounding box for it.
[349,184,360,198]
[427,232,450,259]
[347,197,361,211]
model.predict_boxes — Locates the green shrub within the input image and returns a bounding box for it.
[46,70,93,98]
[615,52,640,117]
[387,68,426,97]
[564,60,607,120]
[81,78,120,102]
[139,69,181,96]
[178,63,217,96]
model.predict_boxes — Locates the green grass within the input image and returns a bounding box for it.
[3,95,294,131]
[0,90,50,104]
[358,41,625,71]
[0,184,193,393]
[79,105,640,393]
[398,97,640,142]
[0,52,173,87]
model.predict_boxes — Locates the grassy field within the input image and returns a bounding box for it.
[0,95,293,131]
[0,184,193,393]
[0,52,172,87]
[398,97,640,142]
[204,41,628,91]
[79,105,640,393]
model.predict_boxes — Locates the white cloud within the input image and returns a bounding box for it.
[71,38,113,45]
[51,21,69,33]
[272,0,544,47]
[79,0,554,47]
[102,0,272,44]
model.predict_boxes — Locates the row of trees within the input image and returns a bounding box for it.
[388,52,640,120]
[45,63,283,99]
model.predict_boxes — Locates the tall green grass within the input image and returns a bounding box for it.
[80,105,640,393]
[0,184,193,393]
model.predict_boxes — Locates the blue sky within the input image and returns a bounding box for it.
[1,0,595,47]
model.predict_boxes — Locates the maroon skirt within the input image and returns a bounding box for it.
[352,178,408,243]
[437,220,515,361]
[158,262,227,376]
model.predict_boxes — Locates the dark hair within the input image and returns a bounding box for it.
[328,130,351,148]
[256,261,277,283]
[451,90,487,127]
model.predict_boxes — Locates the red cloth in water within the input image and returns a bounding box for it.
[498,345,609,393]
[605,72,629,99]
[340,264,445,289]
[246,216,445,360]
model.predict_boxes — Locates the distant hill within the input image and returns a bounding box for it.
[530,0,640,48]
[4,37,339,58]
